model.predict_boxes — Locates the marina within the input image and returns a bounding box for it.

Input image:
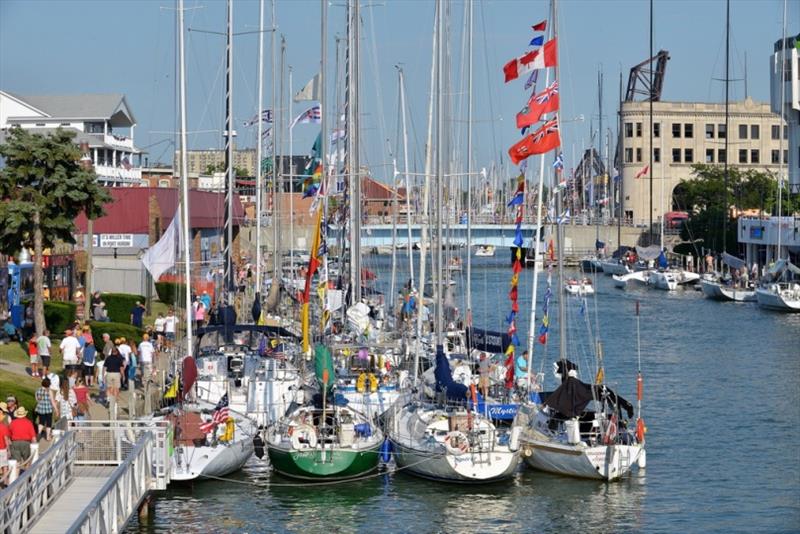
[0,0,798,532]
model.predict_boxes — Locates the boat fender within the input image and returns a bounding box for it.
[509,426,522,452]
[523,446,533,458]
[443,431,469,456]
[356,372,379,393]
[380,439,392,463]
[253,434,266,459]
[291,424,317,449]
[637,449,647,469]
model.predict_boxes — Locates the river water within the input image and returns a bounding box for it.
[127,255,800,533]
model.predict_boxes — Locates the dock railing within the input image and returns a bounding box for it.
[0,431,76,534]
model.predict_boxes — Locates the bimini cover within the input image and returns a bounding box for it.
[434,348,468,402]
[636,245,662,261]
[721,252,747,271]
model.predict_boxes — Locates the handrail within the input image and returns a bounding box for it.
[66,433,153,534]
[0,431,76,534]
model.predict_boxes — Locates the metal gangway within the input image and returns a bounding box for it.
[0,420,171,534]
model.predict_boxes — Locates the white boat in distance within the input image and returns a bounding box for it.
[754,260,800,312]
[564,278,595,296]
[699,279,756,302]
[475,245,496,257]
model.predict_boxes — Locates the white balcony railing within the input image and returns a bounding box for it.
[104,133,134,150]
[94,164,142,183]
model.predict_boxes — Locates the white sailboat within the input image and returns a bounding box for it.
[387,0,520,483]
[699,253,756,302]
[755,260,800,312]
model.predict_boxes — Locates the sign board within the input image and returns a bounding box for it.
[92,234,134,248]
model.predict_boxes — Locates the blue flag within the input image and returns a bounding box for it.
[529,35,544,47]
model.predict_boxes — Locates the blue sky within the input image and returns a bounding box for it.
[1,0,797,182]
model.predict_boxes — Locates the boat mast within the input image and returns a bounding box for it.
[347,0,362,305]
[223,0,235,304]
[465,0,473,325]
[398,67,414,289]
[178,0,192,354]
[776,0,787,259]
[723,0,729,254]
[648,0,654,246]
[617,71,622,250]
[552,0,566,364]
[598,67,602,230]
[435,0,445,349]
[414,1,438,381]
[288,66,293,271]
[271,0,280,281]
[255,0,265,297]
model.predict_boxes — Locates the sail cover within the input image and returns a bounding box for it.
[544,376,634,419]
[434,348,469,402]
[721,252,747,270]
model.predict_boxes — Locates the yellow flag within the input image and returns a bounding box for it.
[164,379,179,399]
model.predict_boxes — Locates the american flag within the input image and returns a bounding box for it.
[200,394,230,434]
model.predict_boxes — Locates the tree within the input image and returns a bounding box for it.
[675,164,797,255]
[0,127,111,335]
[204,162,250,177]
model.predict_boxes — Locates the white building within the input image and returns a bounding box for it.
[0,91,143,186]
[770,34,799,192]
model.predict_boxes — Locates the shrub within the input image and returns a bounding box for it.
[154,282,186,305]
[87,321,145,347]
[102,293,146,323]
[44,301,77,336]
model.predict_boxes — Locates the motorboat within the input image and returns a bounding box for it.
[564,277,595,296]
[475,245,496,257]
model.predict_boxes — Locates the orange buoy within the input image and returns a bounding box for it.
[636,417,646,442]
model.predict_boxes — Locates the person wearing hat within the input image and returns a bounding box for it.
[5,396,18,420]
[9,406,36,464]
[60,329,81,373]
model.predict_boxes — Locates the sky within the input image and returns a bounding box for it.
[1,0,797,184]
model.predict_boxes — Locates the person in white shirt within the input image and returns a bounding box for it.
[59,330,81,372]
[164,310,177,348]
[117,339,133,389]
[153,313,166,350]
[138,334,155,380]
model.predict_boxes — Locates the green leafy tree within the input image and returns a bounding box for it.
[0,127,111,334]
[675,164,797,254]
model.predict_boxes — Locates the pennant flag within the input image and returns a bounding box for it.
[529,35,544,47]
[302,208,325,352]
[291,105,322,128]
[532,20,547,32]
[163,379,179,399]
[553,152,564,170]
[524,69,539,91]
[612,167,621,182]
[243,109,273,126]
[141,204,181,281]
[294,73,321,102]
[508,118,560,165]
[557,208,570,224]
[507,190,524,207]
[547,239,555,261]
[199,394,230,433]
[635,165,649,179]
[517,80,559,129]
[503,38,557,82]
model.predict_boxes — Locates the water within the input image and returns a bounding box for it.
[127,255,800,533]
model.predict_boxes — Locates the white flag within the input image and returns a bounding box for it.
[293,73,320,102]
[141,204,181,281]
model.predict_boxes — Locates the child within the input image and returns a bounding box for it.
[28,334,39,378]
[73,378,90,420]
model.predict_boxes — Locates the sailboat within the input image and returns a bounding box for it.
[755,259,800,311]
[512,0,645,482]
[699,252,756,302]
[387,0,520,483]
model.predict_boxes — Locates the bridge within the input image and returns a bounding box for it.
[1,420,171,534]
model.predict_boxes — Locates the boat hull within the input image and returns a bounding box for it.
[522,439,642,481]
[172,437,255,481]
[391,440,519,483]
[755,287,800,312]
[700,280,756,302]
[267,442,382,480]
[599,261,629,276]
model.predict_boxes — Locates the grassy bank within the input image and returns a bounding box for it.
[0,372,37,413]
[0,341,63,371]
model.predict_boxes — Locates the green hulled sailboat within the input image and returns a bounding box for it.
[266,345,384,480]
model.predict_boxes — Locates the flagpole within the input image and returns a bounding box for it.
[255,0,265,298]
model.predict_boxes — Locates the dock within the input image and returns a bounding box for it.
[0,420,171,534]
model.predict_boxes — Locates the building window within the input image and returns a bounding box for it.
[60,122,71,126]
[684,124,693,138]
[672,123,681,138]
[785,126,789,139]
[672,148,681,163]
[636,148,642,162]
[771,124,780,139]
[772,150,780,164]
[739,149,747,163]
[750,125,759,140]
[625,148,633,163]
[738,124,748,139]
[653,123,661,138]
[35,122,46,127]
[684,148,694,163]
[706,124,715,139]
[750,149,759,164]
[625,123,633,138]
[718,124,726,138]
[787,149,790,165]
[636,122,642,137]
[158,179,171,187]
[718,149,726,163]
[706,149,714,163]
[654,148,661,162]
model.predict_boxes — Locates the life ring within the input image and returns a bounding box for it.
[290,424,317,449]
[443,431,470,456]
[356,372,379,393]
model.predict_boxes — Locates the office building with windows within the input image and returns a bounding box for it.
[619,97,785,222]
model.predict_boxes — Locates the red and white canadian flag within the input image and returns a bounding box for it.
[503,38,557,83]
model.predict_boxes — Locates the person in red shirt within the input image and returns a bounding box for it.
[0,402,10,480]
[28,334,39,378]
[73,377,90,420]
[9,407,37,464]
